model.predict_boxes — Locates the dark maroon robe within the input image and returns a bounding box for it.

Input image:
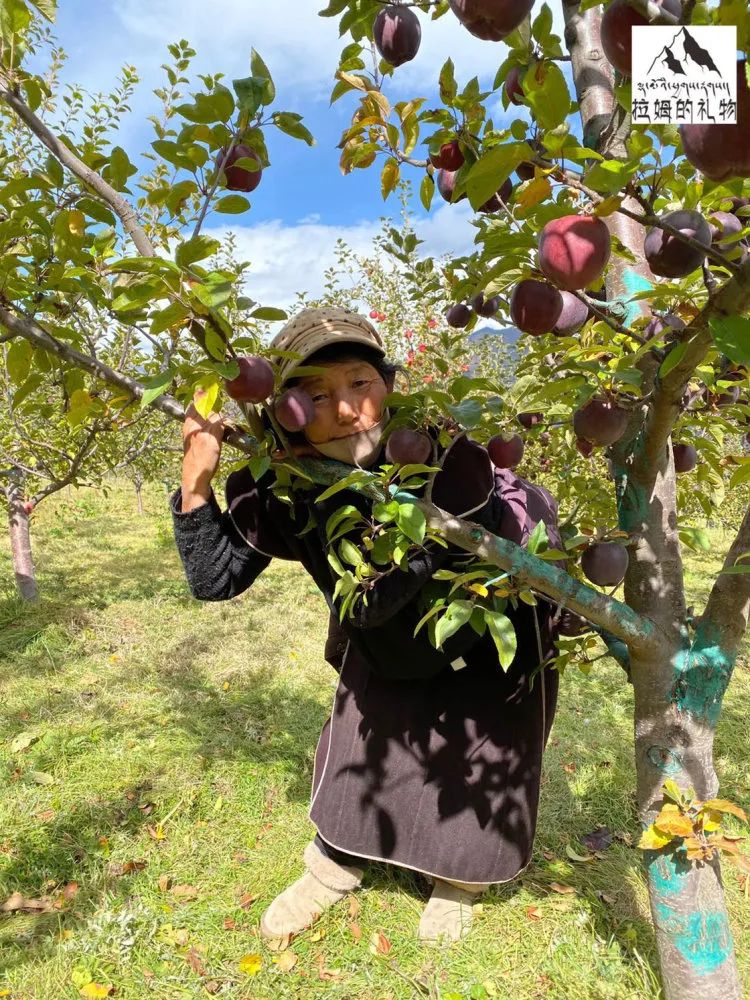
[171,438,562,884]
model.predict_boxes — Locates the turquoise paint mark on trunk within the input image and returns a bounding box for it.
[672,620,734,727]
[646,745,683,775]
[612,459,649,534]
[647,853,734,974]
[621,268,654,327]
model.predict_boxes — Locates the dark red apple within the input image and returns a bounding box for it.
[479,177,513,212]
[488,433,525,469]
[709,210,743,254]
[479,295,501,317]
[573,397,629,446]
[220,145,262,193]
[644,210,711,278]
[225,355,275,403]
[446,303,472,328]
[505,65,525,104]
[516,161,536,181]
[553,291,589,336]
[538,215,612,291]
[510,279,563,335]
[449,0,535,41]
[518,411,543,429]
[430,141,464,171]
[374,4,421,66]
[644,313,686,340]
[386,428,432,465]
[581,542,629,587]
[576,438,595,458]
[673,442,698,473]
[437,169,466,203]
[681,61,750,181]
[275,388,315,432]
[601,0,682,76]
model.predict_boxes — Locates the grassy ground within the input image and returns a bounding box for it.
[0,481,747,1000]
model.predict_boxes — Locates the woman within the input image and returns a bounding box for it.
[172,306,562,944]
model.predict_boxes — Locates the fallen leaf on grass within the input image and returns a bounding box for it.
[147,824,166,841]
[238,891,259,909]
[170,884,199,902]
[309,928,326,942]
[549,882,576,895]
[348,895,360,919]
[614,830,633,847]
[265,933,292,952]
[349,921,362,942]
[563,763,576,774]
[35,809,56,822]
[10,731,39,753]
[1,892,52,913]
[205,981,221,995]
[581,826,613,852]
[369,930,392,956]
[185,947,207,977]
[78,985,113,999]
[53,882,79,909]
[595,890,617,905]
[542,849,555,861]
[110,860,147,877]
[27,770,55,786]
[223,917,236,930]
[273,950,299,973]
[157,875,172,892]
[238,953,262,976]
[316,955,343,982]
[526,906,542,921]
[565,845,595,863]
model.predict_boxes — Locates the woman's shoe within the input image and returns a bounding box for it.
[259,840,364,939]
[418,878,487,943]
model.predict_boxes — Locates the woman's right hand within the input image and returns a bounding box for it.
[182,389,224,487]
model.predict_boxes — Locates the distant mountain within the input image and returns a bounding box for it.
[469,325,521,345]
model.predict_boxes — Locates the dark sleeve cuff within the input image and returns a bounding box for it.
[170,487,222,529]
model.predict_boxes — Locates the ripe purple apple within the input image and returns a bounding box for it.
[673,442,698,473]
[479,295,501,317]
[430,140,464,171]
[557,610,588,636]
[488,433,525,469]
[479,177,513,212]
[681,60,750,181]
[510,279,563,336]
[538,215,612,291]
[374,4,422,66]
[644,210,711,278]
[505,65,525,104]
[709,210,743,254]
[576,438,595,458]
[644,313,686,340]
[581,542,629,587]
[517,411,543,429]
[573,397,629,446]
[437,168,466,204]
[601,0,682,76]
[446,303,472,328]
[553,291,589,336]
[224,355,275,403]
[275,388,315,432]
[220,145,262,193]
[449,0,536,41]
[385,428,432,465]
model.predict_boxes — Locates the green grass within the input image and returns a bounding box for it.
[0,481,747,1000]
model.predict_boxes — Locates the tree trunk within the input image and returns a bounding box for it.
[134,477,143,515]
[563,3,744,996]
[6,479,38,602]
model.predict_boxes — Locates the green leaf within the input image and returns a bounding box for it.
[175,236,221,269]
[729,462,750,490]
[678,527,711,552]
[150,300,189,335]
[272,112,315,146]
[420,173,435,212]
[466,142,533,210]
[326,504,361,538]
[709,315,750,365]
[395,503,426,544]
[176,87,235,125]
[526,520,549,555]
[522,61,570,131]
[76,197,116,227]
[248,456,271,481]
[435,600,474,649]
[339,539,363,567]
[531,3,553,42]
[484,610,517,670]
[658,341,688,379]
[381,158,400,200]
[233,76,266,117]
[250,48,276,104]
[439,58,457,105]
[6,338,33,384]
[139,368,176,409]
[250,306,288,321]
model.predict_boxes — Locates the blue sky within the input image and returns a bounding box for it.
[47,0,568,308]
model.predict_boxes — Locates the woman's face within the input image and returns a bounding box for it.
[297,359,389,446]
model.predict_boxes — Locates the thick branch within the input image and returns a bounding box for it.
[0,87,155,258]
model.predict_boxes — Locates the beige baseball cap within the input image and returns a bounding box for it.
[269,306,385,387]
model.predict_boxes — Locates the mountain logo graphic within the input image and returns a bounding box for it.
[647,27,722,78]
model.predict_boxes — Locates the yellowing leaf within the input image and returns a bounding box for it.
[68,210,86,236]
[193,378,220,419]
[549,882,576,895]
[593,195,623,217]
[79,985,113,999]
[703,799,748,824]
[654,805,694,838]
[273,950,298,972]
[468,583,489,597]
[238,953,262,976]
[517,175,551,208]
[637,824,674,850]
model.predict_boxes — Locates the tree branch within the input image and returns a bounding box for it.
[700,504,750,659]
[0,85,155,258]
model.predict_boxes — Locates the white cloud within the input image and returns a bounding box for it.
[205,198,480,310]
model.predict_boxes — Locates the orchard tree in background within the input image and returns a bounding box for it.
[0,1,749,998]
